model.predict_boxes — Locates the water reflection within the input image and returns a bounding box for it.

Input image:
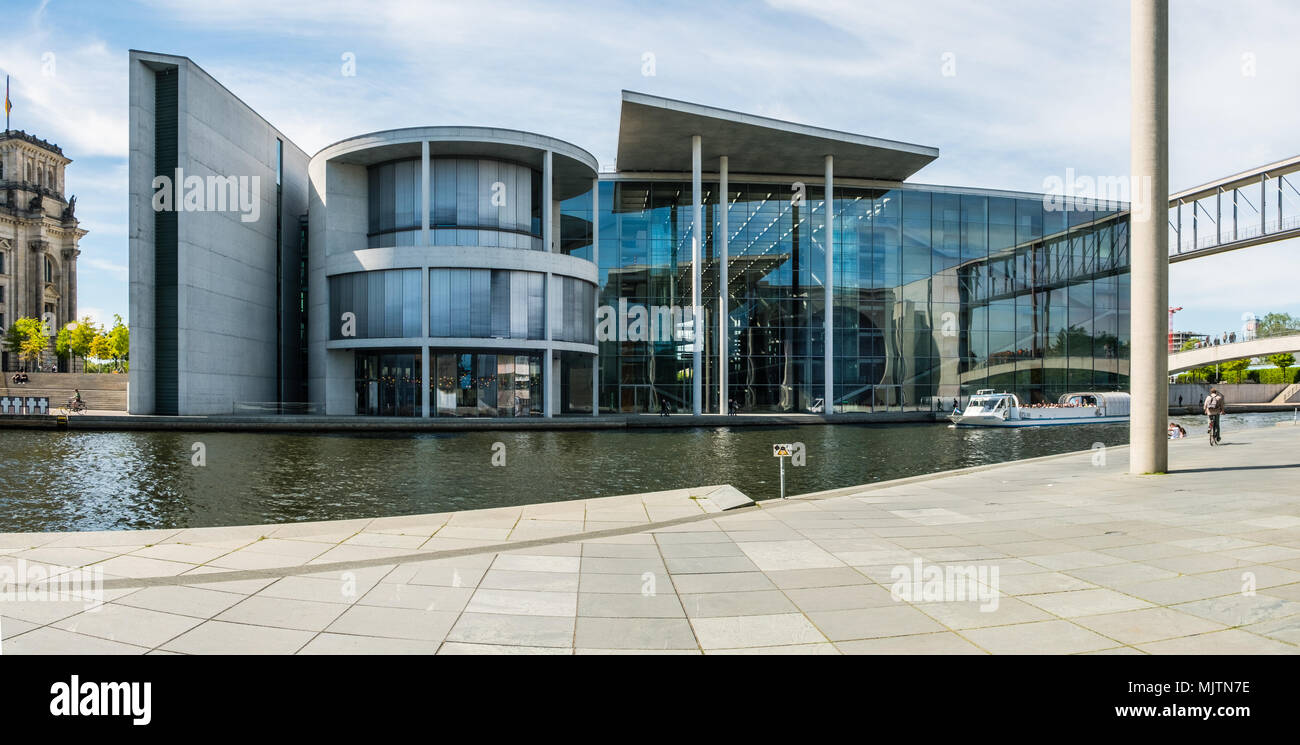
[0,412,1289,532]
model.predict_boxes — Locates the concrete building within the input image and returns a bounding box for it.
[128,51,1131,416]
[128,51,308,414]
[0,129,85,371]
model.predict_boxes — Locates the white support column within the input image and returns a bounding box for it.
[592,176,600,416]
[824,154,834,415]
[1261,173,1267,236]
[421,142,431,418]
[543,150,554,418]
[1175,200,1182,253]
[718,155,729,415]
[421,141,430,245]
[1129,0,1169,474]
[1216,186,1222,245]
[421,267,430,418]
[421,345,430,418]
[691,135,702,416]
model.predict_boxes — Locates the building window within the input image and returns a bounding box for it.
[45,256,54,283]
[0,252,5,274]
[0,284,5,303]
[428,268,547,340]
[327,269,422,340]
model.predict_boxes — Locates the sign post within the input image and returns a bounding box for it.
[772,443,792,499]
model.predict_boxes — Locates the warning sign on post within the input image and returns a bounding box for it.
[773,444,793,457]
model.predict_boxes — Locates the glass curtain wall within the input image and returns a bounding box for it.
[329,270,422,339]
[367,157,544,249]
[429,158,542,250]
[590,178,1131,414]
[355,350,420,416]
[432,350,543,417]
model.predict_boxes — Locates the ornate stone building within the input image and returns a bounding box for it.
[0,129,85,370]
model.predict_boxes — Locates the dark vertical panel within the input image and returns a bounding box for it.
[153,67,179,415]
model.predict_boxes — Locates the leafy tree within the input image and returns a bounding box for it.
[1269,352,1296,375]
[89,333,113,364]
[1256,312,1299,339]
[105,315,129,371]
[55,316,101,370]
[1221,358,1251,383]
[6,317,49,370]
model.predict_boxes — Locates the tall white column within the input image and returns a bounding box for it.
[421,267,430,418]
[421,142,431,418]
[718,156,729,414]
[691,135,702,415]
[824,155,834,415]
[421,346,430,418]
[543,150,554,418]
[1129,0,1169,473]
[592,176,600,416]
[421,141,430,245]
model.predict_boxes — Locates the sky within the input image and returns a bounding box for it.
[1,0,1298,336]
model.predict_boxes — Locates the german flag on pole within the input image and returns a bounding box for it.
[5,75,11,131]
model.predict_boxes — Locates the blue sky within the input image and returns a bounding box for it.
[2,0,1298,336]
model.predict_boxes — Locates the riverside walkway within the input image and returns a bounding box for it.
[2,425,1298,654]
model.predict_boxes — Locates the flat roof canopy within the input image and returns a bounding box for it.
[616,91,938,181]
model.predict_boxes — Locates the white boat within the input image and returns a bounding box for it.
[949,389,1130,427]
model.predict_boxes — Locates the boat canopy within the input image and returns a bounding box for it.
[1058,391,1131,416]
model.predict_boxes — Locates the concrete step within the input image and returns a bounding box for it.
[0,387,127,410]
[1271,382,1300,404]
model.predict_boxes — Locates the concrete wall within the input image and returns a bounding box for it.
[1168,382,1290,406]
[128,51,309,415]
[307,159,368,413]
[127,57,157,414]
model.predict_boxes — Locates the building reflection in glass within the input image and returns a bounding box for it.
[579,180,1129,413]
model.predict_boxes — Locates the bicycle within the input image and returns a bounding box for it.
[1207,414,1221,446]
[62,399,87,415]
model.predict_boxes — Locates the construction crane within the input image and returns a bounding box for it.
[1168,306,1183,352]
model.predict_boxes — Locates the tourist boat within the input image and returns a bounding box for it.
[948,389,1130,427]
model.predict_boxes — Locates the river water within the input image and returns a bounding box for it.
[0,412,1290,532]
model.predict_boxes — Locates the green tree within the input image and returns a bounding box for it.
[1268,352,1296,376]
[1221,358,1251,383]
[1256,312,1299,339]
[6,317,49,370]
[105,315,129,371]
[55,316,101,370]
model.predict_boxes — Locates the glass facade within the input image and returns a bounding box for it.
[429,268,546,340]
[329,269,422,339]
[584,179,1129,414]
[432,350,543,417]
[367,159,421,247]
[367,157,544,249]
[355,350,421,416]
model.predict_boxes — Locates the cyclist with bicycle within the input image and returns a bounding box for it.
[1203,387,1225,445]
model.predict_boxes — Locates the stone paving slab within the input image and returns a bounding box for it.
[1,428,1298,654]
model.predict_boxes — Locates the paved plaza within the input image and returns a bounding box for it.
[1,425,1298,654]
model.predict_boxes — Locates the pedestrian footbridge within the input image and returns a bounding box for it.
[1169,154,1300,262]
[1167,333,1300,374]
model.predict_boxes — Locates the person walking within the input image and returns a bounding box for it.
[659,395,671,417]
[1203,386,1225,445]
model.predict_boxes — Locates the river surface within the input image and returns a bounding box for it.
[0,412,1291,533]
